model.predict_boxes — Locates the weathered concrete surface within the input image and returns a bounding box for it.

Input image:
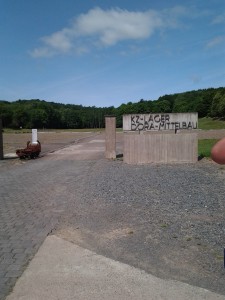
[105,117,116,159]
[123,113,198,131]
[45,136,106,160]
[123,131,198,164]
[6,235,225,300]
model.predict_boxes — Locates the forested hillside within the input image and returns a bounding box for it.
[0,87,225,129]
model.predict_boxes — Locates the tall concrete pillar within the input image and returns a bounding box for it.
[105,116,116,159]
[0,119,3,160]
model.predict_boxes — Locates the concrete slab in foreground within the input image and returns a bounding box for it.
[6,235,225,300]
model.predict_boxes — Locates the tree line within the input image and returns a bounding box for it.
[0,87,225,129]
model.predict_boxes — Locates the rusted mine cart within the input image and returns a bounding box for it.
[16,140,41,159]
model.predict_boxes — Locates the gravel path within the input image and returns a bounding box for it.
[198,129,225,139]
[0,133,225,298]
[54,157,225,296]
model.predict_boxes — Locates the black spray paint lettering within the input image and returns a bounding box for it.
[131,115,145,130]
[131,115,197,131]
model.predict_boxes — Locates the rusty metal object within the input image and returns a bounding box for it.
[16,140,41,159]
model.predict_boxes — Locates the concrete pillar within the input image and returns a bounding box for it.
[32,129,38,144]
[0,119,3,160]
[105,116,116,159]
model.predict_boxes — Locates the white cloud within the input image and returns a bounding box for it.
[74,7,163,46]
[42,29,73,52]
[211,13,225,24]
[206,36,225,48]
[162,5,189,28]
[30,6,188,57]
[29,47,55,58]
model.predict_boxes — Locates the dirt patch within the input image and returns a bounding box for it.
[0,131,101,170]
[3,131,99,155]
[198,129,225,139]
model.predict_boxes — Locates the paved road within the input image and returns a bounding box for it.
[0,134,109,300]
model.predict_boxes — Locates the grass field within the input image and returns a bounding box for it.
[198,118,224,158]
[198,139,218,158]
[198,117,225,130]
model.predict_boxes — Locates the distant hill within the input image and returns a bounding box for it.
[0,87,225,129]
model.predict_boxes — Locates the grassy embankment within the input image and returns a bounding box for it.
[198,117,225,158]
[198,139,218,158]
[198,117,225,130]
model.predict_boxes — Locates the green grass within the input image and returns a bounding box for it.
[198,139,218,158]
[198,117,225,130]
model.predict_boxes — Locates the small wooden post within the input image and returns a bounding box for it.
[0,119,3,160]
[105,116,116,159]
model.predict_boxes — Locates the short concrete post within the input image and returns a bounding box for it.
[0,119,3,160]
[32,129,38,144]
[105,116,116,159]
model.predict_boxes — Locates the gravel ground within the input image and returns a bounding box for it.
[198,129,225,139]
[54,158,225,296]
[1,131,225,297]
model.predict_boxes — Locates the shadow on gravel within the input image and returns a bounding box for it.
[198,155,204,161]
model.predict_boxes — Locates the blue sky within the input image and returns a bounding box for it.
[0,0,225,107]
